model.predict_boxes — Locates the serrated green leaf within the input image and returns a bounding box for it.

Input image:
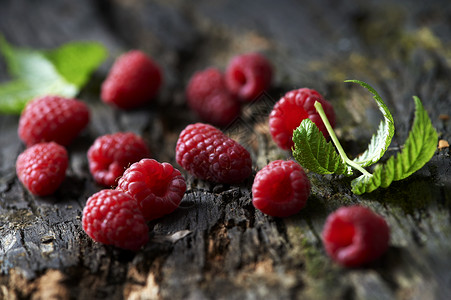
[345,80,395,168]
[0,35,107,114]
[351,96,438,195]
[292,118,352,175]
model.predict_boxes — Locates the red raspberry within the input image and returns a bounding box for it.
[252,160,310,217]
[269,88,336,150]
[175,123,252,184]
[225,52,272,102]
[101,50,162,110]
[87,132,150,187]
[18,95,90,147]
[186,68,240,127]
[16,142,68,196]
[82,189,149,251]
[322,205,390,267]
[117,159,186,221]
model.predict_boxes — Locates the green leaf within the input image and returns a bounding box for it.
[0,80,31,113]
[292,118,352,175]
[44,41,107,87]
[345,80,395,168]
[0,40,77,113]
[351,96,438,194]
[0,36,107,114]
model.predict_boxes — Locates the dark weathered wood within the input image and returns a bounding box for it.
[1,0,451,299]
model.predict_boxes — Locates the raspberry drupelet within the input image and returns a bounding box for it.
[16,142,68,196]
[87,132,150,187]
[252,160,311,217]
[101,50,162,110]
[322,205,390,267]
[269,88,335,150]
[225,52,273,102]
[82,189,149,251]
[186,67,240,127]
[175,123,252,184]
[117,159,186,221]
[18,95,90,147]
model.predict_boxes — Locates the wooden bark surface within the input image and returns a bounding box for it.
[1,0,451,299]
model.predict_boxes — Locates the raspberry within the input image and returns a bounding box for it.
[252,160,310,217]
[87,132,150,187]
[101,50,162,110]
[322,205,390,267]
[117,159,186,221]
[16,142,68,196]
[225,52,272,102]
[269,88,336,150]
[82,189,149,251]
[18,95,90,147]
[175,123,252,184]
[186,68,240,127]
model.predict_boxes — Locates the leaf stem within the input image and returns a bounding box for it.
[314,101,372,176]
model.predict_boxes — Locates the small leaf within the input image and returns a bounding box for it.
[396,96,438,180]
[0,43,77,114]
[345,80,395,168]
[351,96,438,195]
[44,41,107,87]
[0,80,31,114]
[0,36,107,114]
[351,164,388,195]
[292,118,351,175]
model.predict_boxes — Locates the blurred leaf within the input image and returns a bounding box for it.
[0,35,107,114]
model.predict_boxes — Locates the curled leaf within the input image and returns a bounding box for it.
[351,96,437,194]
[345,80,395,168]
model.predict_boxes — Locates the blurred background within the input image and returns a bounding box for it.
[2,0,450,140]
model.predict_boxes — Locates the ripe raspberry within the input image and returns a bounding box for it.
[186,68,240,127]
[87,132,150,187]
[322,205,390,267]
[252,160,310,217]
[225,52,272,102]
[269,88,336,150]
[101,50,162,110]
[18,95,90,147]
[82,189,149,251]
[117,159,186,221]
[16,142,68,196]
[175,123,252,184]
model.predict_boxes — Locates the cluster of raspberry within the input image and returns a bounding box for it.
[15,50,389,267]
